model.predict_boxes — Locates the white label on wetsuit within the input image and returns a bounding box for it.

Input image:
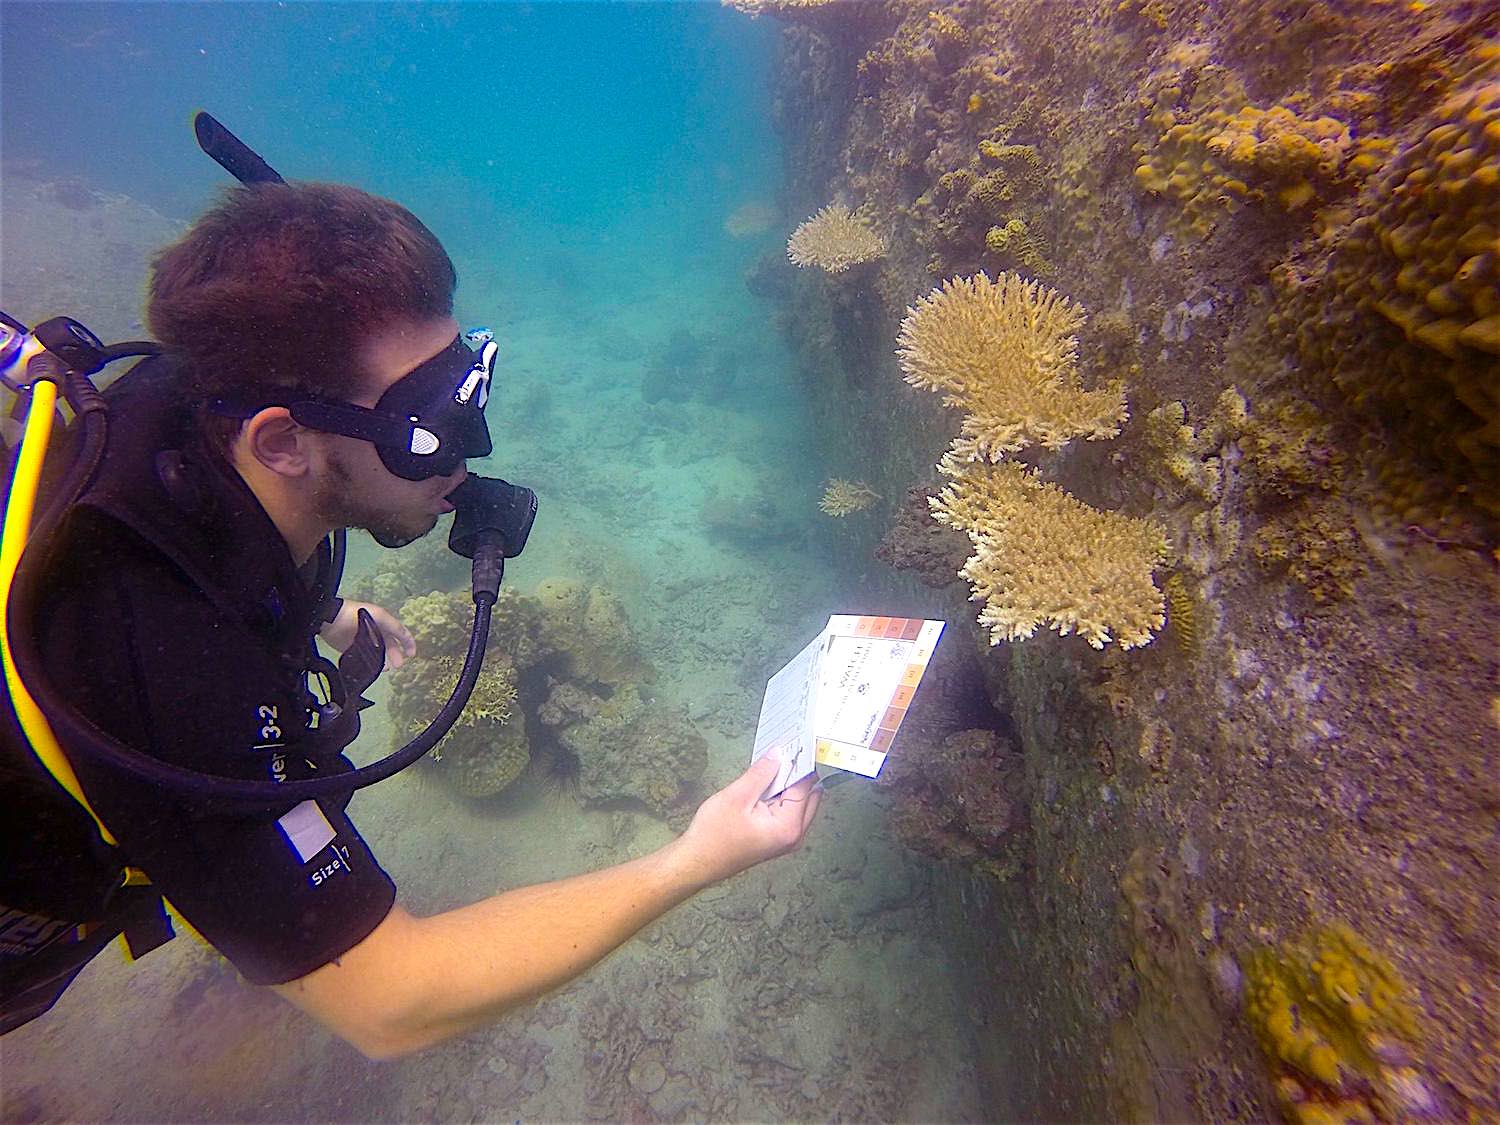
[277,800,336,863]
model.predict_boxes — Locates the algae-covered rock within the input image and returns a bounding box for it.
[880,727,1028,878]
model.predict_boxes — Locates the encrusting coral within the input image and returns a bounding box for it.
[1134,63,1392,236]
[932,460,1170,649]
[1142,388,1248,503]
[984,219,1050,275]
[1271,61,1500,528]
[819,478,882,516]
[1347,80,1500,361]
[787,203,887,273]
[897,272,1128,461]
[1243,924,1436,1123]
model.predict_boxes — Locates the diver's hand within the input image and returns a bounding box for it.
[667,755,821,889]
[320,600,418,671]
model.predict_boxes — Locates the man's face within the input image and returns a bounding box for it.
[311,314,468,548]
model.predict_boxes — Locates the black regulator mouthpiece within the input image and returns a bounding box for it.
[447,474,538,603]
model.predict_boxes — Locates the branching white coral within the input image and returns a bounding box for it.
[787,203,887,273]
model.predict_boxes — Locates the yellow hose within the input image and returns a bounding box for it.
[1,377,116,844]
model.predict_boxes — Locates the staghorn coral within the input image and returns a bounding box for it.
[932,460,1170,649]
[898,272,1129,460]
[786,203,887,273]
[1244,924,1435,1123]
[819,478,882,516]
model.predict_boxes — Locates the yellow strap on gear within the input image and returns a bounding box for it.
[0,376,118,846]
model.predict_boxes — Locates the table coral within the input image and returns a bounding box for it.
[932,460,1170,649]
[898,272,1128,460]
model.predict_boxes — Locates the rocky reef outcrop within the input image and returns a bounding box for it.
[732,1,1500,1119]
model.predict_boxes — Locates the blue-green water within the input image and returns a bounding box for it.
[0,3,983,1120]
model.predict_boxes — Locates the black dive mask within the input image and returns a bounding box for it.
[212,329,497,481]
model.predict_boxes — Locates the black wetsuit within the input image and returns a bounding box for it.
[0,356,395,1031]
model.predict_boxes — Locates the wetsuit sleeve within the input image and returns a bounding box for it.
[34,516,396,985]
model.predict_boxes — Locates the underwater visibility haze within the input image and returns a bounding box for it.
[1,0,1497,1122]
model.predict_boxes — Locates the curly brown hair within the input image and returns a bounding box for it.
[146,181,457,453]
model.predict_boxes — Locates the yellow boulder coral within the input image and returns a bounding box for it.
[1244,924,1430,1124]
[932,460,1169,649]
[1352,81,1500,358]
[1134,69,1389,234]
[898,272,1128,460]
[786,203,887,273]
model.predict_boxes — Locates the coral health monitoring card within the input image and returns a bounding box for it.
[752,615,944,798]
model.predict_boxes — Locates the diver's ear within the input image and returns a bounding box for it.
[240,405,313,478]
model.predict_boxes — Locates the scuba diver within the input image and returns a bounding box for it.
[0,115,820,1057]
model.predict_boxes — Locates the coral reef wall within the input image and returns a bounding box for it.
[747,1,1499,1119]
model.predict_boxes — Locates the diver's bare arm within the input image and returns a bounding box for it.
[271,756,818,1059]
